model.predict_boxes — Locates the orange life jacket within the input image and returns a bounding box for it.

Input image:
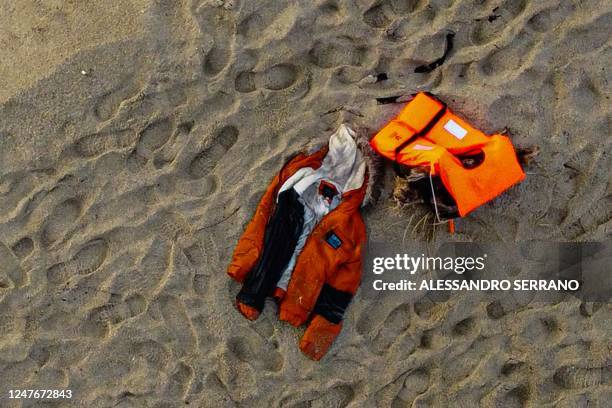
[370,92,525,216]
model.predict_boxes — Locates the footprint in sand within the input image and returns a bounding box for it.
[134,339,171,371]
[113,294,146,323]
[553,365,611,389]
[314,1,343,27]
[452,316,476,337]
[40,197,83,247]
[185,234,219,271]
[158,295,197,358]
[188,125,238,178]
[446,337,505,386]
[527,6,567,33]
[470,18,504,46]
[500,0,528,18]
[86,293,146,331]
[235,63,300,93]
[237,12,265,40]
[363,0,421,28]
[282,384,355,407]
[135,118,174,158]
[557,12,611,55]
[203,42,231,77]
[114,238,171,297]
[356,300,386,336]
[192,274,208,296]
[198,6,235,76]
[470,0,528,45]
[203,371,236,406]
[93,76,141,122]
[0,314,19,339]
[393,368,431,406]
[11,237,34,259]
[190,234,221,295]
[309,36,371,68]
[313,385,355,407]
[0,242,25,288]
[495,384,530,408]
[165,361,194,400]
[0,170,53,219]
[371,303,411,354]
[226,335,283,372]
[413,291,451,319]
[486,299,507,319]
[250,314,275,340]
[147,210,190,242]
[80,311,110,338]
[501,359,527,377]
[520,315,561,343]
[73,130,137,158]
[46,238,108,284]
[237,3,298,43]
[127,118,175,172]
[53,282,108,316]
[28,342,51,368]
[153,121,193,170]
[418,328,438,349]
[125,150,148,173]
[21,190,51,219]
[479,29,535,76]
[574,194,612,239]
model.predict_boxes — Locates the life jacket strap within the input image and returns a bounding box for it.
[393,94,447,173]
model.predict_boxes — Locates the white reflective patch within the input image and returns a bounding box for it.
[444,119,468,140]
[413,144,434,150]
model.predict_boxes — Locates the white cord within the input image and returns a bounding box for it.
[428,172,442,224]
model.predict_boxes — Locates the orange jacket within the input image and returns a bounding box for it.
[228,147,367,360]
[371,92,525,216]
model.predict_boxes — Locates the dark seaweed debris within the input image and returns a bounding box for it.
[414,32,455,73]
[376,72,388,82]
[376,95,402,104]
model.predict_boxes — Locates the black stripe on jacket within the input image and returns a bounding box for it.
[313,283,353,324]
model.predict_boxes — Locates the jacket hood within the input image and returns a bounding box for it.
[297,124,382,208]
[280,125,365,196]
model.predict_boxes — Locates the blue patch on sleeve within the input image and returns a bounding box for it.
[325,232,342,249]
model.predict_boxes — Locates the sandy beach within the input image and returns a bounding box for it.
[0,0,610,406]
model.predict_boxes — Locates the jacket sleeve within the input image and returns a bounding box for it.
[227,154,305,283]
[299,243,363,361]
